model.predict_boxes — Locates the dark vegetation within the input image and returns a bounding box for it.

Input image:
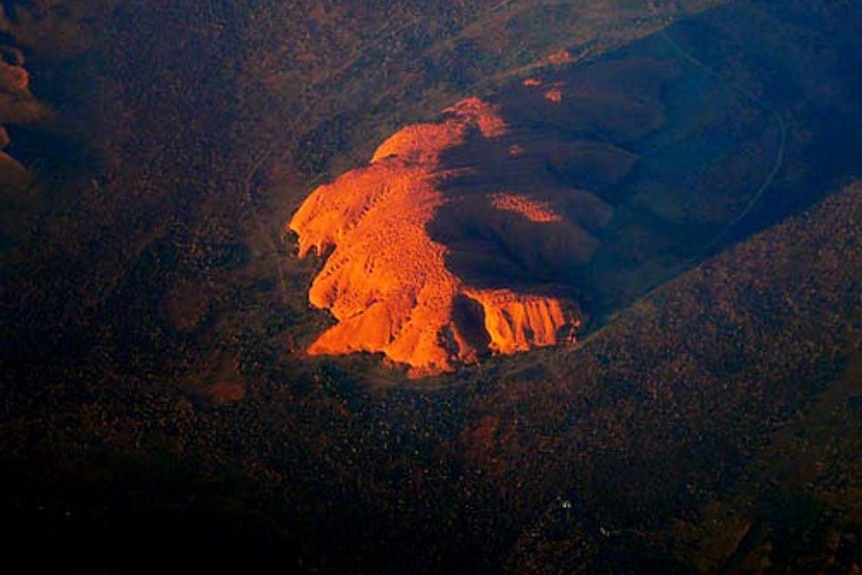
[1,0,860,573]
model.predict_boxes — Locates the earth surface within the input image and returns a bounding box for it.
[1,1,861,573]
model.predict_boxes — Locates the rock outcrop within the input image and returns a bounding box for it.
[288,97,608,376]
[0,44,48,188]
[288,58,689,375]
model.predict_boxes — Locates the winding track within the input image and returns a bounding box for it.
[658,27,788,262]
[577,27,791,337]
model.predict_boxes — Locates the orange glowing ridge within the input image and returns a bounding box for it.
[489,192,563,223]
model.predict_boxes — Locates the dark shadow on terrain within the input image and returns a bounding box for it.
[429,0,862,329]
[451,293,492,356]
[5,123,100,177]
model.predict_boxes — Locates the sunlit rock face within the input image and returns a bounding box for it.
[288,62,670,375]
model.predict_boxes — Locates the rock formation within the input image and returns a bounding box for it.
[0,44,48,188]
[288,96,614,376]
